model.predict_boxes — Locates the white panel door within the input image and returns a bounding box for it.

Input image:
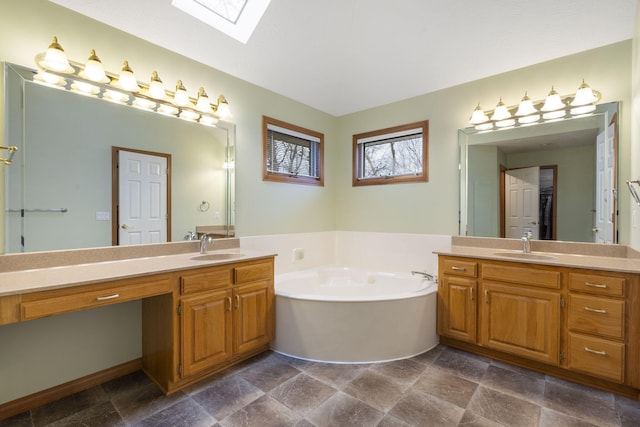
[118,150,168,245]
[595,124,615,243]
[505,167,540,239]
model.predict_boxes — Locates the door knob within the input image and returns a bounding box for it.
[592,227,600,232]
[121,224,129,229]
[529,221,538,225]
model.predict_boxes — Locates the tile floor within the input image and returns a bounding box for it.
[2,345,640,426]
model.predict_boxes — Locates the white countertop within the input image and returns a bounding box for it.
[435,245,640,274]
[0,249,276,297]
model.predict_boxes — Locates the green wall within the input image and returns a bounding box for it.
[0,0,636,405]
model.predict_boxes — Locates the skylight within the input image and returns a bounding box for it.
[172,0,271,44]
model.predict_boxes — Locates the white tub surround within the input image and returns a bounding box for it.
[272,266,438,363]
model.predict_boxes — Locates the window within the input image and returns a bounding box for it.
[352,120,428,186]
[263,116,324,186]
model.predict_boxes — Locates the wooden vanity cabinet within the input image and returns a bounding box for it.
[437,258,477,343]
[173,259,274,389]
[479,263,561,365]
[437,255,640,398]
[566,271,627,383]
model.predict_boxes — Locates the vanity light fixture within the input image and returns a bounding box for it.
[469,103,492,130]
[540,86,566,120]
[216,94,231,119]
[133,97,157,110]
[199,115,219,126]
[111,61,141,92]
[172,80,192,107]
[491,98,515,128]
[195,87,214,113]
[36,36,74,73]
[468,80,601,131]
[0,145,18,165]
[78,49,109,83]
[33,36,232,126]
[514,92,540,124]
[70,80,100,97]
[144,71,168,100]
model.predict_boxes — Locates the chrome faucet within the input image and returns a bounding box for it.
[411,270,437,282]
[521,231,533,254]
[200,233,213,254]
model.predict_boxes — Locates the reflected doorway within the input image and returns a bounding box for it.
[112,147,172,245]
[500,165,557,240]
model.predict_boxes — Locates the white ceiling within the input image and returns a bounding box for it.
[49,0,637,116]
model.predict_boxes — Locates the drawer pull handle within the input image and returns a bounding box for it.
[584,347,607,356]
[227,297,232,311]
[585,282,608,289]
[235,295,240,309]
[584,306,607,314]
[96,294,120,301]
[469,287,474,301]
[451,266,466,271]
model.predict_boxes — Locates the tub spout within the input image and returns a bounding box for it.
[411,270,437,282]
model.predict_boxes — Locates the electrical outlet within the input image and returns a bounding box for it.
[293,248,304,261]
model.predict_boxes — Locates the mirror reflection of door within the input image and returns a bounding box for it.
[502,166,557,240]
[113,147,171,245]
[504,166,540,239]
[595,122,616,244]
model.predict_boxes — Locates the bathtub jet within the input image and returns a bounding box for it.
[272,266,439,363]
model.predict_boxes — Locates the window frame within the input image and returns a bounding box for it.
[352,120,429,186]
[262,116,324,186]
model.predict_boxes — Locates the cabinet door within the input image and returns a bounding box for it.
[233,280,274,354]
[438,276,477,343]
[479,282,560,365]
[181,289,233,377]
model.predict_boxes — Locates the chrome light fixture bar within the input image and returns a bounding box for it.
[468,80,601,131]
[33,36,232,127]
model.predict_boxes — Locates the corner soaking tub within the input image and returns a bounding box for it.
[272,266,438,363]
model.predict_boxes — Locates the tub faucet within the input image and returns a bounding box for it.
[411,270,437,282]
[200,233,213,254]
[521,231,532,254]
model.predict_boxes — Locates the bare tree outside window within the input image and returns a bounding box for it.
[353,120,428,186]
[263,116,324,186]
[362,135,423,178]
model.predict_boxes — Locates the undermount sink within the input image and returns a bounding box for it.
[493,251,557,260]
[191,252,245,261]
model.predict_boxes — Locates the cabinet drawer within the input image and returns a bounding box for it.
[181,268,232,295]
[482,264,560,289]
[568,294,624,340]
[234,261,273,284]
[568,332,624,383]
[441,259,477,278]
[21,277,172,321]
[569,273,624,297]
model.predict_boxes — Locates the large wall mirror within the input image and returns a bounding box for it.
[3,63,235,254]
[459,101,618,244]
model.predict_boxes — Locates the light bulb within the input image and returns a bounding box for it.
[195,87,213,113]
[37,36,73,73]
[216,94,231,118]
[145,71,167,100]
[111,61,140,92]
[78,49,109,83]
[172,80,191,106]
